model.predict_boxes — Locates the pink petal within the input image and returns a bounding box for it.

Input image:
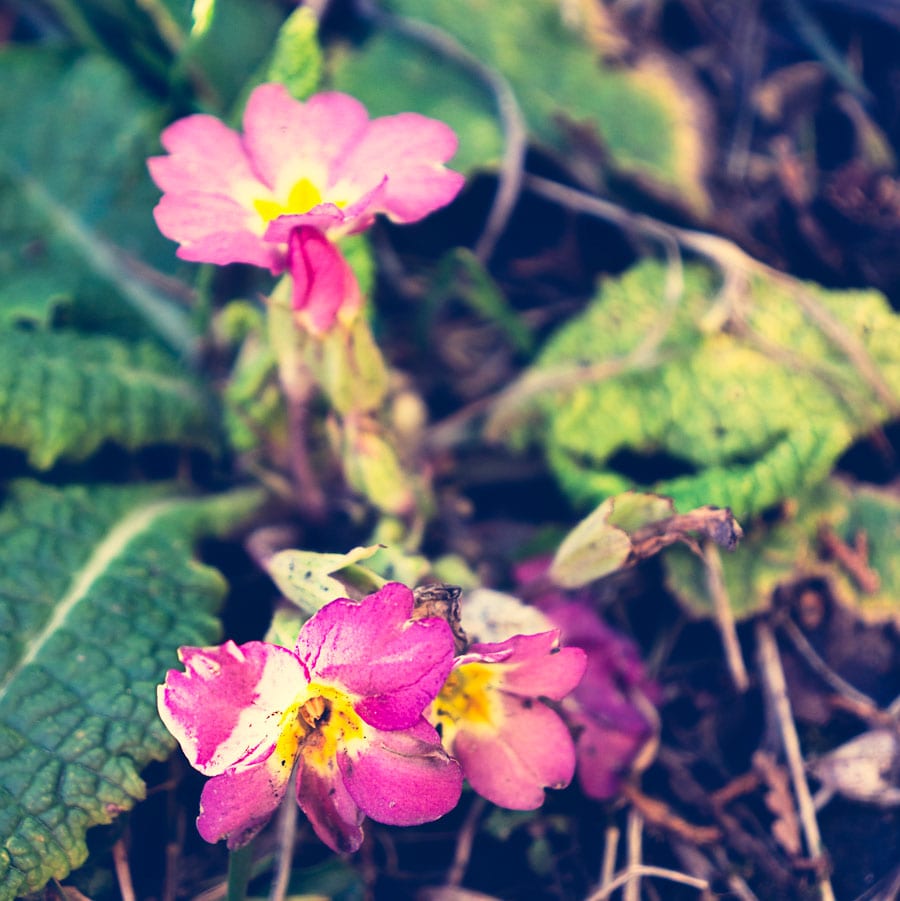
[573,712,648,800]
[264,206,346,243]
[469,632,587,701]
[157,640,306,775]
[153,194,281,271]
[286,228,363,335]
[335,113,464,222]
[341,719,462,825]
[264,179,387,241]
[242,86,370,199]
[451,695,576,809]
[295,583,455,731]
[149,114,263,199]
[296,751,365,852]
[196,746,291,849]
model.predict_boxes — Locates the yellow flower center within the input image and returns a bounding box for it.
[273,682,366,775]
[254,177,324,224]
[431,662,499,740]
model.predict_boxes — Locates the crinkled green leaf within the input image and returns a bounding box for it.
[665,478,900,622]
[0,49,192,349]
[0,480,264,899]
[0,329,216,469]
[329,0,710,211]
[506,260,900,520]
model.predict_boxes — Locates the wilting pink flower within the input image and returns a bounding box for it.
[515,558,659,799]
[427,632,586,809]
[158,583,462,852]
[148,84,463,332]
[545,600,658,799]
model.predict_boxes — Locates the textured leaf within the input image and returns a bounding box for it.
[506,260,900,520]
[665,478,900,622]
[329,0,710,211]
[0,480,264,898]
[0,329,217,469]
[0,49,193,348]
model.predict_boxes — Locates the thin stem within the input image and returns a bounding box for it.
[41,0,107,52]
[704,542,749,692]
[446,796,486,886]
[623,808,643,901]
[112,839,137,901]
[779,616,878,709]
[226,843,255,901]
[755,620,836,901]
[361,2,527,263]
[269,773,298,901]
[587,864,709,900]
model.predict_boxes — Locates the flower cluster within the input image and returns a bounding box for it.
[158,583,587,852]
[148,84,463,334]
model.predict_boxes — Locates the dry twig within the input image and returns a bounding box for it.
[445,796,486,887]
[755,620,836,901]
[703,542,750,692]
[112,838,137,901]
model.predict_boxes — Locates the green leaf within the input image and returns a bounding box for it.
[550,494,671,588]
[329,0,710,211]
[0,277,70,330]
[262,5,323,100]
[266,546,386,618]
[0,329,217,469]
[0,49,194,350]
[179,0,285,114]
[507,260,900,520]
[428,249,535,355]
[0,480,264,898]
[665,478,900,622]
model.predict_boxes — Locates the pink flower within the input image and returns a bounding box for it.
[148,84,464,332]
[427,632,586,809]
[539,598,659,800]
[157,583,462,852]
[515,558,659,800]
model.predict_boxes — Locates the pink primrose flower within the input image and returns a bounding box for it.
[148,84,464,332]
[537,595,659,800]
[157,583,463,852]
[514,558,659,800]
[427,631,586,809]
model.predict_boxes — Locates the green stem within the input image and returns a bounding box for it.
[42,0,107,53]
[226,843,255,901]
